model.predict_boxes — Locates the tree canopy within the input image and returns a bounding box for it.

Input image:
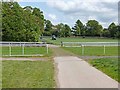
[86,20,103,37]
[2,2,44,41]
[72,20,84,36]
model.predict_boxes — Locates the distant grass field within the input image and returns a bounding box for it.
[2,60,55,88]
[44,37,118,45]
[2,46,52,57]
[63,46,118,56]
[88,58,119,82]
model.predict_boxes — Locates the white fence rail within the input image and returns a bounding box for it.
[0,42,48,56]
[62,42,119,47]
[61,42,119,55]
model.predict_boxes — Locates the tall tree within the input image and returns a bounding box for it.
[64,24,71,37]
[32,7,44,33]
[86,20,103,37]
[108,22,117,37]
[2,2,44,41]
[114,25,120,38]
[102,28,111,37]
[56,23,65,37]
[44,20,53,36]
[76,20,84,35]
[72,20,84,36]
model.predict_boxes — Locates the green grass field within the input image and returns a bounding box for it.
[2,60,55,88]
[44,37,118,45]
[88,58,119,82]
[2,46,52,56]
[63,46,118,56]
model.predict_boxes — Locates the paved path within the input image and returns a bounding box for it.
[49,44,119,88]
[54,56,118,88]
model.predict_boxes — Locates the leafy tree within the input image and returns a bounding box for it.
[75,25,80,36]
[86,20,103,37]
[114,25,120,38]
[82,25,87,37]
[76,20,84,35]
[64,24,71,37]
[32,7,44,33]
[2,2,24,41]
[102,28,111,37]
[72,20,84,36]
[44,20,53,36]
[23,6,33,13]
[56,23,65,37]
[108,22,117,37]
[2,2,44,41]
[98,24,103,37]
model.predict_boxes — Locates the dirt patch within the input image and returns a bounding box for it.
[49,44,75,57]
[1,57,51,61]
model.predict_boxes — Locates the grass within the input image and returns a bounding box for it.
[2,46,52,57]
[63,46,118,56]
[2,60,55,88]
[0,61,1,89]
[44,37,118,45]
[0,46,1,89]
[88,58,119,82]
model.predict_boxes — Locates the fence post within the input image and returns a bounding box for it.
[46,44,48,54]
[82,45,84,55]
[22,43,24,55]
[9,43,11,56]
[61,41,63,47]
[104,45,106,55]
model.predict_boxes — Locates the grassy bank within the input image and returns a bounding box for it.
[88,58,119,82]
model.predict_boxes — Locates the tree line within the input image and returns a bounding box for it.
[2,2,120,42]
[44,19,120,38]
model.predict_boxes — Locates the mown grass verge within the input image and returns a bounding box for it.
[88,58,119,82]
[2,46,52,57]
[63,46,118,56]
[2,60,55,88]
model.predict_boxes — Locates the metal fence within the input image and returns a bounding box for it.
[62,42,119,47]
[62,42,119,55]
[0,42,48,56]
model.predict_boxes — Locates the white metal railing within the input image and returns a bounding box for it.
[0,42,48,56]
[61,42,119,55]
[62,42,119,47]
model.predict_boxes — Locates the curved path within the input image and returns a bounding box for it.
[49,44,119,88]
[54,56,118,88]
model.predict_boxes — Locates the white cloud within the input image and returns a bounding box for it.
[88,16,97,20]
[46,0,119,27]
[46,0,118,13]
[18,0,47,2]
[48,14,57,20]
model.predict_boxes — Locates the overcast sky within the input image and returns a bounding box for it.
[18,0,119,28]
